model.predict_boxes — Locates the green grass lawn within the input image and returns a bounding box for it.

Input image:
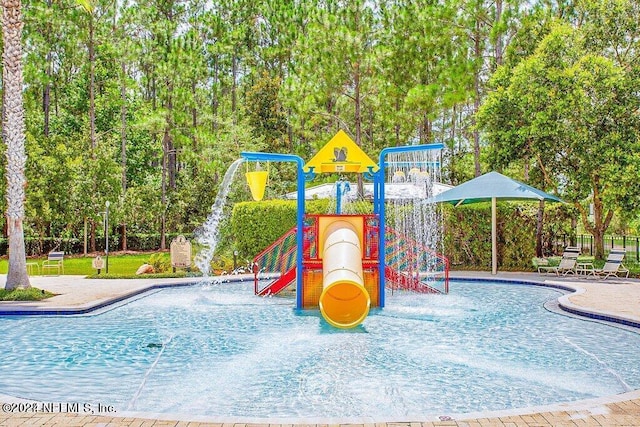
[0,253,170,277]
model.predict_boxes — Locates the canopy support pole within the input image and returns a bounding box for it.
[492,197,497,275]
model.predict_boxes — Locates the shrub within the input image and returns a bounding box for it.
[225,198,577,271]
[231,200,298,258]
[442,202,574,270]
[148,253,171,273]
[229,199,331,258]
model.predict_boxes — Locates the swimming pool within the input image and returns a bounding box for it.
[1,280,639,421]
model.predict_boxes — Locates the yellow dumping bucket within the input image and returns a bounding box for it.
[245,164,269,201]
[319,220,370,329]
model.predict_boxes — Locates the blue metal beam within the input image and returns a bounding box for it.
[375,142,444,307]
[241,152,307,309]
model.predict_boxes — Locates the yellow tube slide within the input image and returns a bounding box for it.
[319,220,370,329]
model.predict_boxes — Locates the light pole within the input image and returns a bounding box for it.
[105,200,110,274]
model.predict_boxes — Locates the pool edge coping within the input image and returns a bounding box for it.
[448,275,640,329]
[1,273,634,324]
[3,273,639,329]
[0,275,251,316]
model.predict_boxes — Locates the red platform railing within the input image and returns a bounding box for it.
[252,215,449,297]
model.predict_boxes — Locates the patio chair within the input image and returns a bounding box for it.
[42,251,64,276]
[590,250,630,280]
[537,246,580,276]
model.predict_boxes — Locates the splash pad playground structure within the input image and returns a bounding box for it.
[242,131,449,329]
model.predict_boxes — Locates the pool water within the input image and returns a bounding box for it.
[1,280,639,421]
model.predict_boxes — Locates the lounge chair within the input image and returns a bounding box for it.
[590,250,630,280]
[42,251,64,276]
[537,246,580,276]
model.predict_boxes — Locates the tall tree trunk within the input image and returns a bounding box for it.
[591,189,614,260]
[90,219,96,252]
[473,21,482,177]
[449,105,457,181]
[536,200,544,257]
[43,55,51,137]
[42,0,53,138]
[87,13,97,249]
[120,62,127,191]
[120,224,127,252]
[160,132,167,251]
[120,61,127,251]
[354,61,364,199]
[494,0,503,68]
[164,126,176,190]
[287,107,293,150]
[89,15,96,151]
[1,55,4,152]
[162,75,176,189]
[211,58,219,132]
[577,178,614,259]
[421,116,432,143]
[53,74,58,116]
[166,130,176,189]
[592,227,605,260]
[42,0,53,137]
[394,98,401,146]
[191,80,198,150]
[231,48,238,124]
[3,0,30,289]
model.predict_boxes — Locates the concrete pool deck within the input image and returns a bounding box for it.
[1,271,640,426]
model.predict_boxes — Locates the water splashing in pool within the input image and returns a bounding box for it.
[386,150,443,284]
[194,158,244,277]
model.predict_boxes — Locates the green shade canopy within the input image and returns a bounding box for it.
[429,172,563,274]
[430,171,562,206]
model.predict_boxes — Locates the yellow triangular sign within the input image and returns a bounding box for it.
[304,130,379,174]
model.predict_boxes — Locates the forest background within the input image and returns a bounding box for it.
[0,0,639,260]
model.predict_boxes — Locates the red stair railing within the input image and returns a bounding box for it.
[252,226,298,295]
[384,226,449,294]
[252,222,317,296]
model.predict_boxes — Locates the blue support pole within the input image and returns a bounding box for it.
[241,152,307,310]
[375,143,444,308]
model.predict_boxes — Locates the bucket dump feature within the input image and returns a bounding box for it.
[245,162,269,201]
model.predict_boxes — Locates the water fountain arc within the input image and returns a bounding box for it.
[194,157,245,277]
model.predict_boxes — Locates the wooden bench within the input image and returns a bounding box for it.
[42,251,64,275]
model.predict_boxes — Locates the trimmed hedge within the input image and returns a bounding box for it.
[231,199,330,257]
[442,203,538,269]
[231,199,576,271]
